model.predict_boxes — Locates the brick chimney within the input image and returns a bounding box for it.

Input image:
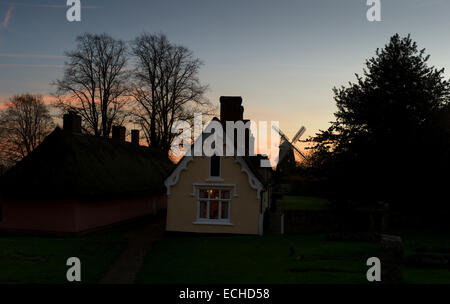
[112,126,126,142]
[220,96,243,123]
[219,96,255,156]
[131,129,140,145]
[63,111,81,133]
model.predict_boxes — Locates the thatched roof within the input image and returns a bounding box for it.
[0,128,173,200]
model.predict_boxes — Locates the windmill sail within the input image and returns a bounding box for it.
[272,125,307,171]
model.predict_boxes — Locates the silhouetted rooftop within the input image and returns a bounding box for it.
[0,128,174,200]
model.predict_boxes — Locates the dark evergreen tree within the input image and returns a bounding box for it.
[310,34,450,209]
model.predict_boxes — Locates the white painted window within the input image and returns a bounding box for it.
[196,188,231,224]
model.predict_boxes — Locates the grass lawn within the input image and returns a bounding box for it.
[137,232,450,284]
[400,232,450,284]
[0,228,126,284]
[277,195,331,211]
[137,234,379,284]
[1,220,448,284]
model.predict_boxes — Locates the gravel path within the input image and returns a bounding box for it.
[99,217,165,284]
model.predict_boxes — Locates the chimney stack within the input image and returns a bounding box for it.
[131,129,140,145]
[220,96,243,123]
[220,96,255,156]
[63,111,81,133]
[112,126,126,142]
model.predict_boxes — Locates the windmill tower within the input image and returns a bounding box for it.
[273,126,307,174]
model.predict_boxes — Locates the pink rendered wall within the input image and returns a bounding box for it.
[74,195,166,231]
[0,195,167,233]
[0,200,77,232]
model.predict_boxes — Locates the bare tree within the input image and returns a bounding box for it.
[131,33,210,152]
[0,94,54,164]
[53,33,130,137]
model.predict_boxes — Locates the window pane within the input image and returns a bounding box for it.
[221,190,230,199]
[210,155,220,176]
[221,201,229,219]
[209,201,219,219]
[199,189,208,199]
[211,189,219,199]
[199,201,207,218]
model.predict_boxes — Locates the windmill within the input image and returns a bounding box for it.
[272,125,307,172]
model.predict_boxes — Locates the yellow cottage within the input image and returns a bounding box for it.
[165,97,272,235]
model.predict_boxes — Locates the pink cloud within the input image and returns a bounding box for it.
[0,92,55,108]
[1,3,13,29]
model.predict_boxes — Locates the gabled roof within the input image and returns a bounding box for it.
[0,128,174,200]
[164,118,272,199]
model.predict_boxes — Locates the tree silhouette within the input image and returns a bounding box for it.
[53,33,130,137]
[130,33,210,152]
[310,34,450,208]
[0,94,54,165]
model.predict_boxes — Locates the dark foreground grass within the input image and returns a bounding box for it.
[0,229,126,284]
[401,232,450,284]
[2,223,448,284]
[137,234,378,284]
[137,232,450,284]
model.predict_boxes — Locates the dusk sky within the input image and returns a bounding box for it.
[1,0,450,139]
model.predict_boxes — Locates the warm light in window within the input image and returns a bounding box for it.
[198,188,231,221]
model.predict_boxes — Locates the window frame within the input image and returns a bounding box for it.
[195,188,232,225]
